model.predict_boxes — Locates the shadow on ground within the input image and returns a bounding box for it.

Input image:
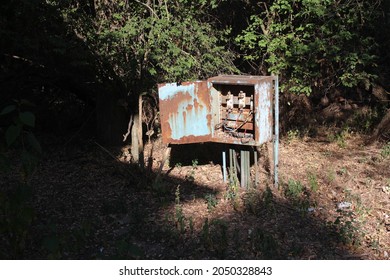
[0,138,359,259]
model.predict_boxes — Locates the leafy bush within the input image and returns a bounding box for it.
[237,0,381,95]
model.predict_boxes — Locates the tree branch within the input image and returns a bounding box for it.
[123,114,133,142]
[135,0,159,18]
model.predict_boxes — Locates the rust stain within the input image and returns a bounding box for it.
[206,113,212,128]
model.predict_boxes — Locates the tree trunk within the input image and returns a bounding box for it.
[130,94,144,166]
[370,109,390,142]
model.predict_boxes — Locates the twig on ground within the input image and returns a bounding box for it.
[94,141,137,179]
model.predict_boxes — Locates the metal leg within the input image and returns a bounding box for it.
[274,76,279,188]
[222,151,227,182]
[254,148,258,187]
[240,150,245,188]
[239,149,251,188]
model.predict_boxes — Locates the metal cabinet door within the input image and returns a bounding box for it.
[158,81,213,144]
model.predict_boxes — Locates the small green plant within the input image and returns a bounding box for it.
[381,142,390,159]
[338,167,348,176]
[286,129,300,143]
[328,127,350,148]
[243,188,262,215]
[326,169,336,184]
[307,171,319,192]
[201,218,210,248]
[226,172,240,210]
[262,186,274,211]
[174,186,186,233]
[188,216,194,234]
[285,179,304,199]
[185,158,198,182]
[333,210,362,246]
[205,193,218,211]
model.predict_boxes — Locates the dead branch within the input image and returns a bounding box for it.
[123,114,133,142]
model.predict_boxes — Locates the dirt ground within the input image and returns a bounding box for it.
[1,131,389,259]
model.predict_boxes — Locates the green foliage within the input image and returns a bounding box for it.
[286,129,300,143]
[332,210,363,246]
[381,142,390,158]
[307,171,319,192]
[205,193,218,211]
[262,186,275,211]
[285,179,304,199]
[237,0,381,95]
[226,171,240,209]
[61,0,237,95]
[174,186,186,233]
[327,127,350,148]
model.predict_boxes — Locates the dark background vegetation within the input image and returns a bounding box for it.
[1,0,389,259]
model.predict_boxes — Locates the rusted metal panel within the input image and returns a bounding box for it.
[158,81,213,144]
[208,75,271,85]
[255,80,273,144]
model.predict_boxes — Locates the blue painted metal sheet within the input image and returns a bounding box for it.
[158,81,213,144]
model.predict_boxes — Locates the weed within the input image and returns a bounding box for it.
[174,186,186,233]
[381,142,390,159]
[205,193,218,211]
[188,217,194,234]
[185,159,198,182]
[333,210,363,246]
[348,106,382,133]
[243,188,261,215]
[226,169,240,209]
[192,159,199,168]
[337,167,348,176]
[284,179,315,215]
[262,186,275,211]
[286,129,300,143]
[326,169,336,184]
[307,171,319,192]
[285,179,304,199]
[327,129,347,148]
[201,218,210,248]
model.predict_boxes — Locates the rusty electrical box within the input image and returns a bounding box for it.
[158,75,279,188]
[158,75,276,146]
